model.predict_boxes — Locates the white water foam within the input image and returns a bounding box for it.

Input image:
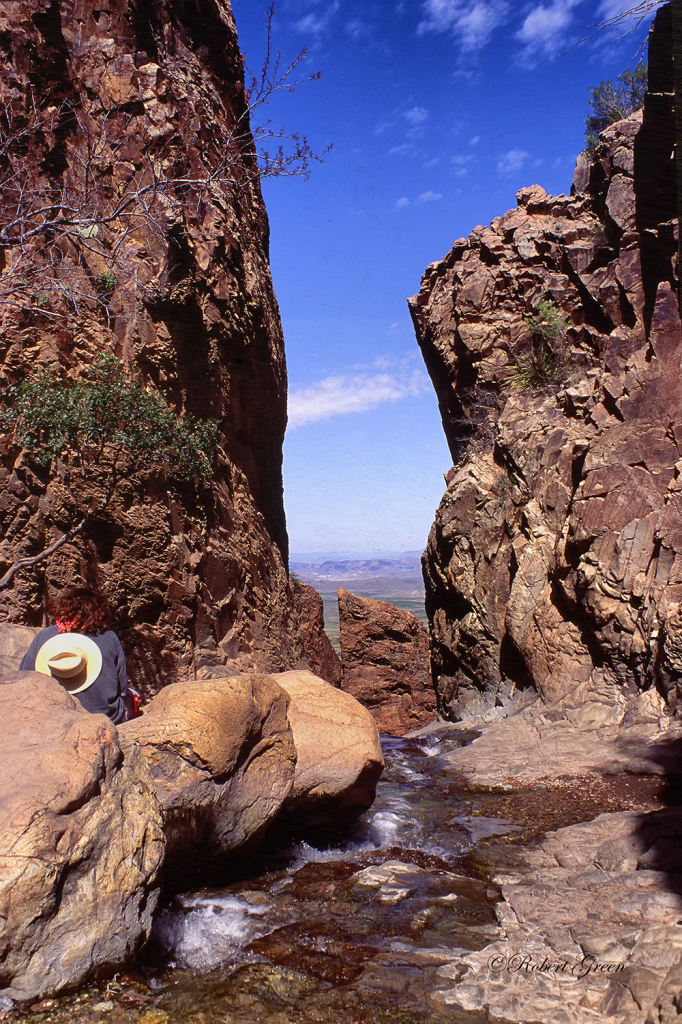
[154,895,272,970]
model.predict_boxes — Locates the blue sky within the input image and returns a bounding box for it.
[231,0,661,556]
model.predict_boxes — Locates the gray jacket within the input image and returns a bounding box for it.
[20,626,128,724]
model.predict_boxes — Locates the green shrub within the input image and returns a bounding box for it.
[1,352,218,482]
[584,62,647,151]
[94,271,118,304]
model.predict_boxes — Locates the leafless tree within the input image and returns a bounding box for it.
[0,4,330,326]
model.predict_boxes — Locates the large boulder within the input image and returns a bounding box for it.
[0,671,164,1002]
[273,670,384,820]
[338,589,437,735]
[118,675,296,867]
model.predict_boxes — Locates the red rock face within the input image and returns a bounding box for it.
[0,0,303,691]
[410,13,682,721]
[293,581,343,686]
[338,588,437,736]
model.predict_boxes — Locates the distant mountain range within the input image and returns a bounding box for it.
[290,554,422,581]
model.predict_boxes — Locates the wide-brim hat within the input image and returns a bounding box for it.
[35,633,103,694]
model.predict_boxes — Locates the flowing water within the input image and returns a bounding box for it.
[135,730,521,1024]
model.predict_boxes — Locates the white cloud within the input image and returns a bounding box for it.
[288,366,430,428]
[418,190,443,202]
[345,18,371,39]
[389,143,415,155]
[516,0,581,61]
[395,196,411,208]
[294,0,341,37]
[468,135,481,146]
[497,148,530,175]
[404,105,429,125]
[451,153,473,176]
[418,0,510,50]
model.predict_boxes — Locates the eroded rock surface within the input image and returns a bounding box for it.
[0,0,302,690]
[274,669,384,820]
[431,807,682,1024]
[118,675,296,866]
[0,672,164,1001]
[293,582,343,686]
[410,12,681,723]
[338,589,437,736]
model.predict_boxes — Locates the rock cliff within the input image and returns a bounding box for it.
[409,8,682,722]
[0,0,303,690]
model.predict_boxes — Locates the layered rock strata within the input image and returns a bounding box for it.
[0,0,302,690]
[338,588,437,735]
[431,805,682,1024]
[410,20,681,721]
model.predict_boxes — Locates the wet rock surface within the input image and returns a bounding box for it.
[6,731,680,1024]
[0,672,164,1002]
[338,589,437,735]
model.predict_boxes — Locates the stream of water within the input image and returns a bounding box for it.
[137,731,521,1024]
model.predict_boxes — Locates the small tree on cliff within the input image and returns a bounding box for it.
[584,62,648,149]
[0,354,218,589]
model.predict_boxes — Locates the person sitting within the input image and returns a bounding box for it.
[20,584,130,724]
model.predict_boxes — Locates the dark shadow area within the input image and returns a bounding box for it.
[615,731,682,898]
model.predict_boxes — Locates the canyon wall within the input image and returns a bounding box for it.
[410,8,682,721]
[0,0,304,691]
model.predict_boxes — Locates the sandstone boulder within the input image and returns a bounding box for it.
[0,672,164,1002]
[118,675,296,867]
[0,622,36,676]
[338,589,437,735]
[273,670,384,820]
[293,582,343,686]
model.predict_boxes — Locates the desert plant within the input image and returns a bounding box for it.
[504,300,569,392]
[0,353,219,587]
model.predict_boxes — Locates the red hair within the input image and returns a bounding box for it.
[54,585,112,634]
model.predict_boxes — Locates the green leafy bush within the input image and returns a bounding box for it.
[1,352,218,482]
[584,62,647,150]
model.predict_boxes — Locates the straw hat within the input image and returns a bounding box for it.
[35,632,103,694]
